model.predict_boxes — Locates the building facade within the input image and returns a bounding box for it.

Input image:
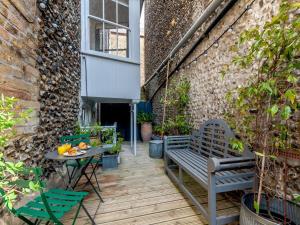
[80,0,143,154]
[144,0,300,199]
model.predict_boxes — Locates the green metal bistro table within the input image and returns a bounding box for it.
[45,147,105,202]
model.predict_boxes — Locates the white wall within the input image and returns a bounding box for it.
[81,55,140,100]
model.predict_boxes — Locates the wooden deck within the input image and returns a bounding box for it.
[63,143,240,225]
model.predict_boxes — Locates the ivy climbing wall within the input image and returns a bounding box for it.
[0,0,81,172]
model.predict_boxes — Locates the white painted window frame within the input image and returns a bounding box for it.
[83,0,131,59]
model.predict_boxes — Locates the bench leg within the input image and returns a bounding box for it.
[179,167,183,184]
[164,153,171,174]
[208,172,217,225]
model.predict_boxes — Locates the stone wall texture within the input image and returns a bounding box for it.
[144,0,300,199]
[0,0,81,171]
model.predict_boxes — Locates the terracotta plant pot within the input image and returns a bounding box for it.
[141,122,152,142]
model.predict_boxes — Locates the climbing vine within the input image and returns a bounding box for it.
[155,78,191,136]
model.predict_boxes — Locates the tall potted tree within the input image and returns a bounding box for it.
[224,1,300,224]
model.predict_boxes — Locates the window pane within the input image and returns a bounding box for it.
[117,28,129,57]
[118,0,129,6]
[104,23,118,55]
[104,0,116,23]
[118,3,129,27]
[90,19,104,52]
[89,0,103,18]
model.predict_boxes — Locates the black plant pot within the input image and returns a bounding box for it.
[240,193,300,225]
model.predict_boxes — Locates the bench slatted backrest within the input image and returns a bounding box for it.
[60,134,90,146]
[190,119,244,159]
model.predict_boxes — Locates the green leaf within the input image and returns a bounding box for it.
[254,200,260,214]
[259,82,273,95]
[293,194,300,203]
[230,138,244,152]
[268,105,279,117]
[285,89,297,104]
[287,75,299,84]
[281,106,292,120]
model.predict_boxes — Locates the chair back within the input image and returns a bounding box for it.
[60,134,90,146]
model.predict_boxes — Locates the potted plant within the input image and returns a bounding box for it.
[224,1,300,224]
[101,128,115,148]
[137,112,153,142]
[149,79,192,158]
[102,135,124,170]
[0,95,39,210]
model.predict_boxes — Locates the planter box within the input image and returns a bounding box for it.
[102,154,118,170]
[240,193,300,225]
[149,140,163,158]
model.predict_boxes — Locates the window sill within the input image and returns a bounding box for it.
[81,50,140,65]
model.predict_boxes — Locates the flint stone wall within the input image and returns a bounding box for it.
[144,0,300,199]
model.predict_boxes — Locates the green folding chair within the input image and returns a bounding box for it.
[0,168,95,225]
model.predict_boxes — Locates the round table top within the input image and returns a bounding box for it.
[45,146,106,161]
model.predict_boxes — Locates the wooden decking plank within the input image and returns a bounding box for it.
[62,143,240,225]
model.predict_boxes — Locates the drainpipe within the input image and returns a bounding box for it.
[144,0,225,86]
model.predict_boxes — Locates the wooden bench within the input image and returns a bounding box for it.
[164,119,255,225]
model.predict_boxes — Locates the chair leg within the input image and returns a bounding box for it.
[72,201,83,225]
[83,163,101,191]
[84,173,104,202]
[18,215,36,225]
[93,170,102,192]
[82,203,96,225]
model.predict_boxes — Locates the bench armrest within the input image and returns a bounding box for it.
[164,135,190,152]
[207,157,255,173]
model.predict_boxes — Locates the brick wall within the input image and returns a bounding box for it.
[0,0,81,170]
